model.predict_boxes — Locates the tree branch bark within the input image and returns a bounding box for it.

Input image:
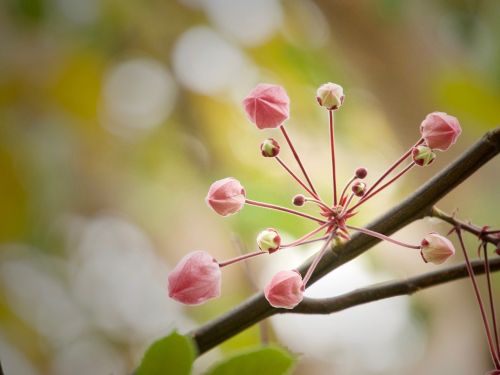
[292,257,500,314]
[191,127,500,356]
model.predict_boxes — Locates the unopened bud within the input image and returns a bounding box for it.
[292,194,305,206]
[355,167,367,179]
[257,228,281,253]
[420,233,455,265]
[352,181,366,197]
[260,138,280,157]
[316,82,345,110]
[412,145,436,167]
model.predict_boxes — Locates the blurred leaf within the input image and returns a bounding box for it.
[205,346,295,375]
[136,331,196,375]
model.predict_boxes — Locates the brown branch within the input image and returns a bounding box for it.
[292,257,500,314]
[430,206,500,246]
[191,127,500,356]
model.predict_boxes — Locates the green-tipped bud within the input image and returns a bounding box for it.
[412,145,436,167]
[257,228,281,253]
[352,181,366,197]
[316,82,345,110]
[260,138,280,157]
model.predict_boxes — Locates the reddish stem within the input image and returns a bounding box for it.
[280,125,318,196]
[275,157,320,200]
[303,233,335,286]
[329,110,338,206]
[362,138,423,199]
[346,225,420,249]
[281,221,333,248]
[245,199,326,224]
[305,197,332,212]
[456,229,500,369]
[483,243,500,357]
[348,162,415,213]
[340,193,355,217]
[218,250,265,268]
[339,176,356,205]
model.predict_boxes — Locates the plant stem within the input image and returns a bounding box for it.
[362,138,423,199]
[280,125,318,195]
[281,221,333,248]
[303,234,335,286]
[346,224,420,249]
[483,242,500,357]
[456,228,500,369]
[348,162,415,212]
[339,176,356,204]
[329,110,338,206]
[275,157,320,200]
[245,199,326,224]
[218,250,265,268]
[305,198,332,212]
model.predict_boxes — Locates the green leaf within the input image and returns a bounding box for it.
[205,346,295,375]
[136,331,196,375]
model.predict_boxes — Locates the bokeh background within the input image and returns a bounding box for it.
[1,0,499,374]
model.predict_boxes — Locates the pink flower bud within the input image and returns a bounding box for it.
[205,177,246,216]
[420,233,455,265]
[242,84,290,129]
[264,270,304,309]
[260,138,280,157]
[355,167,368,179]
[412,145,436,167]
[420,112,461,151]
[257,228,281,253]
[316,82,345,110]
[292,194,305,206]
[168,251,221,305]
[352,181,366,197]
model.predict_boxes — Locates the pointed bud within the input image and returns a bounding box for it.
[257,228,281,253]
[168,251,221,305]
[412,145,436,167]
[205,177,246,216]
[355,167,368,179]
[264,270,304,309]
[292,194,305,206]
[352,181,366,197]
[420,112,461,151]
[260,138,280,157]
[242,84,290,129]
[420,233,455,265]
[316,82,345,110]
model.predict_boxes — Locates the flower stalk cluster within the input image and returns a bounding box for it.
[168,82,462,310]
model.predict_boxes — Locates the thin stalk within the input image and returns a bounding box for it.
[346,224,420,249]
[456,229,500,369]
[340,193,355,217]
[275,157,320,200]
[362,138,423,199]
[339,176,356,204]
[303,233,335,286]
[305,198,332,212]
[245,199,325,224]
[218,250,265,268]
[281,221,332,248]
[348,162,415,213]
[280,125,318,195]
[483,243,500,357]
[329,110,338,205]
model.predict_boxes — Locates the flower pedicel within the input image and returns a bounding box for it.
[168,82,461,309]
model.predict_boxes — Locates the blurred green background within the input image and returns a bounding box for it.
[0,0,499,374]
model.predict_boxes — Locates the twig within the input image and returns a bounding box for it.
[190,127,500,356]
[291,257,500,313]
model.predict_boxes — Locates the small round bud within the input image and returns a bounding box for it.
[316,82,345,110]
[352,181,366,197]
[292,194,305,206]
[355,167,368,179]
[257,228,281,253]
[260,138,280,157]
[264,270,304,309]
[412,145,436,167]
